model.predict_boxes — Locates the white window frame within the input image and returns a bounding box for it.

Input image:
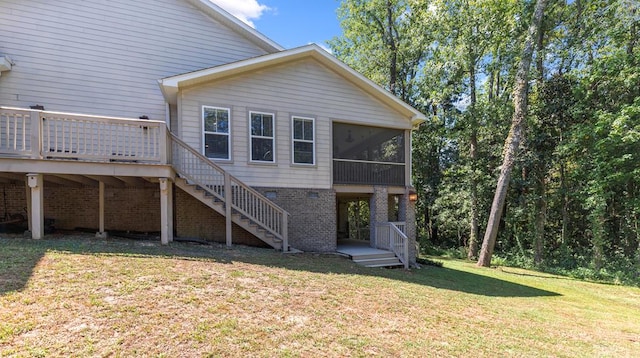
[249,111,276,163]
[291,116,315,165]
[202,106,231,160]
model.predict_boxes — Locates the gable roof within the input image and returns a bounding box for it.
[186,0,283,53]
[158,44,426,125]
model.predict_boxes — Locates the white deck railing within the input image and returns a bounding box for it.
[170,134,289,250]
[0,107,167,163]
[0,108,32,156]
[375,222,409,269]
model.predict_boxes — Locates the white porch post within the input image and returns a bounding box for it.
[96,181,108,239]
[27,173,44,239]
[159,178,173,245]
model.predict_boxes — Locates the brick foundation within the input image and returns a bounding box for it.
[2,182,371,255]
[0,182,160,232]
[253,187,337,252]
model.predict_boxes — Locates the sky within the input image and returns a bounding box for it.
[210,0,343,51]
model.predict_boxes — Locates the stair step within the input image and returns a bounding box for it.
[362,261,404,268]
[353,257,403,267]
[353,256,401,264]
[351,253,398,260]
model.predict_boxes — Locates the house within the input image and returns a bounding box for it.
[0,0,426,267]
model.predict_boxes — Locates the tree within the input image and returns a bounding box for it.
[329,0,428,103]
[417,0,521,259]
[478,0,548,267]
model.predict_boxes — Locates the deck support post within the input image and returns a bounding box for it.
[224,172,232,248]
[282,213,289,252]
[159,178,173,245]
[27,173,44,239]
[24,175,32,234]
[95,181,108,239]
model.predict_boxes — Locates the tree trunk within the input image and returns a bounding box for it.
[533,175,546,265]
[560,162,569,250]
[386,0,398,95]
[477,0,548,267]
[467,57,480,260]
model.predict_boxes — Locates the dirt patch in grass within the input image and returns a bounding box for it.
[1,234,639,356]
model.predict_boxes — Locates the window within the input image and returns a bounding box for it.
[250,111,275,162]
[203,106,230,160]
[292,116,315,165]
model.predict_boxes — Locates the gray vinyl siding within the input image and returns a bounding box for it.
[0,0,271,120]
[179,58,414,189]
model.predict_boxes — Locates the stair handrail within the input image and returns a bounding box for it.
[170,133,226,201]
[169,133,289,250]
[375,222,409,269]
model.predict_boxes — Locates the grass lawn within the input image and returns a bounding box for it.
[1,234,639,357]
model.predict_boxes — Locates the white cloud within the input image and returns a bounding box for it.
[210,0,270,28]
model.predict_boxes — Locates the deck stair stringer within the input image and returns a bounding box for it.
[174,177,287,250]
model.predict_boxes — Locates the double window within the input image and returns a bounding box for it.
[203,106,230,160]
[292,116,315,165]
[250,111,275,162]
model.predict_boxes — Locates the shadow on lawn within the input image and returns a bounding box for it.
[0,235,559,298]
[0,234,234,295]
[406,266,561,297]
[251,255,561,298]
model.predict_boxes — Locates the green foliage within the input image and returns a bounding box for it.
[333,0,640,280]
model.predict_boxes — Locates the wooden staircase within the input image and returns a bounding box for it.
[175,177,284,250]
[170,134,292,251]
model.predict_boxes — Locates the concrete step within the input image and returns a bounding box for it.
[350,252,397,261]
[353,256,403,267]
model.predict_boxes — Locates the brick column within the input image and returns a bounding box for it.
[369,186,388,248]
[399,189,417,265]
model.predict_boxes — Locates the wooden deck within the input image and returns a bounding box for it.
[0,107,290,250]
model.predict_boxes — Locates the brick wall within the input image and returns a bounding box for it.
[253,187,337,252]
[0,183,161,232]
[0,183,28,219]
